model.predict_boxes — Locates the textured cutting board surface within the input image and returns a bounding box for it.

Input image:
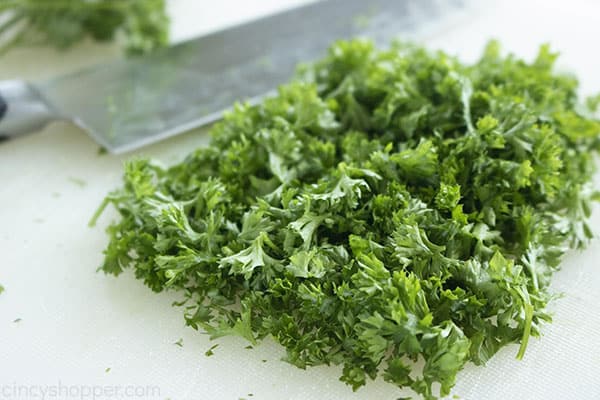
[1,1,599,399]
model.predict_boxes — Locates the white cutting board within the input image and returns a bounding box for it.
[1,1,599,399]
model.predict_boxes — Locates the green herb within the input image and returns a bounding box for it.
[0,284,4,295]
[0,0,169,55]
[95,40,600,399]
[205,344,219,357]
[105,367,111,373]
[68,177,87,187]
[13,318,21,323]
[173,338,183,347]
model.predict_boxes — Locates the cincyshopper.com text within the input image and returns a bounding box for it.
[0,381,161,399]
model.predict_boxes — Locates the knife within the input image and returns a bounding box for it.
[0,0,469,154]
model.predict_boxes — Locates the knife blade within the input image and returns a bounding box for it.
[0,0,469,153]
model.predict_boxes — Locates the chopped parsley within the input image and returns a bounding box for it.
[205,344,219,357]
[94,40,600,399]
[68,177,87,187]
[0,0,169,55]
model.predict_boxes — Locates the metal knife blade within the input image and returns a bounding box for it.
[0,0,469,153]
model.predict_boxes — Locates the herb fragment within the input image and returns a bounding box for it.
[0,284,4,295]
[68,177,87,187]
[173,338,183,348]
[96,40,600,399]
[205,344,219,357]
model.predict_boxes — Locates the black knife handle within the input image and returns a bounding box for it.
[0,92,7,141]
[0,80,56,139]
[0,91,7,120]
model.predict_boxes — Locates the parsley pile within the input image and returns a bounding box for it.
[0,0,169,55]
[94,40,600,399]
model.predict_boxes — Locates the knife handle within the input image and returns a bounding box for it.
[0,80,58,139]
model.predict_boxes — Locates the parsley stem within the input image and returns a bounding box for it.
[516,303,534,360]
